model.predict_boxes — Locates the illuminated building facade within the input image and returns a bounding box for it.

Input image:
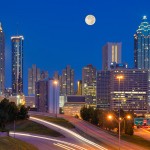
[82,64,96,105]
[102,42,122,70]
[11,36,24,95]
[0,23,5,95]
[77,80,82,95]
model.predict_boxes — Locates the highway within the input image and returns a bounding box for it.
[59,115,148,150]
[29,116,108,150]
[134,127,150,141]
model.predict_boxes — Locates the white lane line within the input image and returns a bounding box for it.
[30,117,107,150]
[54,143,75,150]
[9,132,86,150]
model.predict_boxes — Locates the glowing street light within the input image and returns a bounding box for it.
[107,114,131,150]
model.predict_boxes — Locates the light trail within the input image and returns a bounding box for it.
[30,116,107,150]
[54,143,76,150]
[9,132,87,150]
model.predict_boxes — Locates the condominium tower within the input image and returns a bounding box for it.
[102,42,122,70]
[0,23,5,95]
[11,36,24,95]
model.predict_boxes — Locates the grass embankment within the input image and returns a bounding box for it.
[32,115,74,129]
[121,134,150,149]
[6,119,64,137]
[0,137,37,150]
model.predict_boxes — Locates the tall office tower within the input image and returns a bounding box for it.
[0,23,5,95]
[82,64,96,105]
[40,71,49,79]
[134,16,150,69]
[11,36,24,95]
[102,42,122,70]
[60,65,74,95]
[134,16,150,111]
[28,64,40,95]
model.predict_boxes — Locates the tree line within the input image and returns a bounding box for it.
[0,98,29,131]
[80,105,134,135]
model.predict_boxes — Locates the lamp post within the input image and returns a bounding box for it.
[108,114,131,150]
[53,80,58,118]
[116,75,124,150]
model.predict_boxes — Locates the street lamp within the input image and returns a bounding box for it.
[107,114,131,150]
[53,80,58,118]
[116,75,124,150]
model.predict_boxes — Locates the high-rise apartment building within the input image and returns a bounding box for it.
[0,23,5,95]
[60,65,74,95]
[11,36,24,95]
[28,64,41,95]
[82,64,96,105]
[77,80,82,95]
[102,42,122,70]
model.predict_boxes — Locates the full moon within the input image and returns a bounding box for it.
[85,15,96,25]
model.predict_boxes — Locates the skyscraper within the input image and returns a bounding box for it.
[134,16,150,69]
[134,16,150,111]
[60,65,74,95]
[28,64,41,95]
[82,64,96,105]
[11,36,24,95]
[0,23,5,95]
[102,42,122,70]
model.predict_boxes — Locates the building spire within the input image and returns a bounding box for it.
[0,22,2,31]
[142,15,147,21]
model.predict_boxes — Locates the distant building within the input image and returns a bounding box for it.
[35,79,59,114]
[82,64,96,105]
[40,71,49,80]
[4,88,12,98]
[63,95,85,118]
[28,64,41,95]
[11,35,24,95]
[102,42,122,70]
[60,65,74,95]
[0,23,5,95]
[96,70,110,109]
[96,68,148,113]
[25,96,35,108]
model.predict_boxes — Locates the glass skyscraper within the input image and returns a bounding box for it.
[0,23,5,95]
[134,16,150,111]
[134,16,150,69]
[11,36,24,95]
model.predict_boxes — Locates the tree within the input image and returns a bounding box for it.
[18,105,29,119]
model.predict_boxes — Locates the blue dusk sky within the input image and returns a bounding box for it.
[0,0,150,94]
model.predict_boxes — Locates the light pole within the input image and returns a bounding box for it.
[116,75,124,150]
[108,114,131,150]
[53,80,58,118]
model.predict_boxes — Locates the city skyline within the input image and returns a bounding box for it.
[0,0,150,94]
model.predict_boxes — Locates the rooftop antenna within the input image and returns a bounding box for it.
[16,22,19,36]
